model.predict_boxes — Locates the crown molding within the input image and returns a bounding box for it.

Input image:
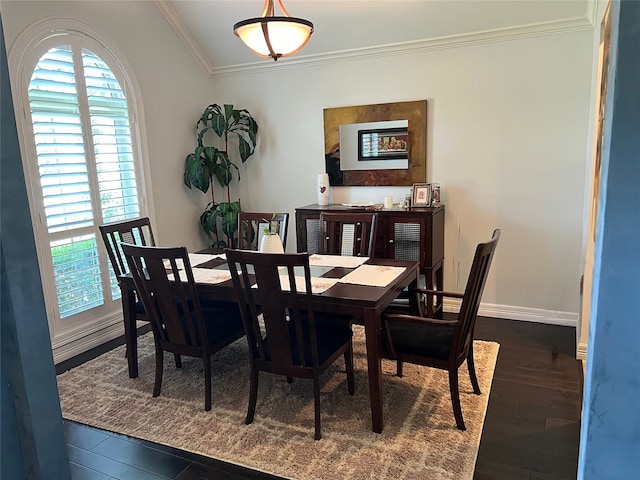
[154,0,215,77]
[154,0,595,79]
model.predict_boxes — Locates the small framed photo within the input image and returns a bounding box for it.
[412,183,432,207]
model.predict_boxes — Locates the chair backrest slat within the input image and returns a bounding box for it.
[238,212,290,251]
[226,249,319,368]
[319,212,378,258]
[122,243,208,349]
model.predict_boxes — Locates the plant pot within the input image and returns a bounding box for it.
[259,235,284,253]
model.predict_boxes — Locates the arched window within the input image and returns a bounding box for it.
[11,21,151,360]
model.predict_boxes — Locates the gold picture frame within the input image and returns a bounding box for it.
[324,100,427,186]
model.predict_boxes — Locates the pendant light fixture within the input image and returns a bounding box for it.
[233,0,314,61]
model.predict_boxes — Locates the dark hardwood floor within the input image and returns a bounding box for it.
[57,317,583,480]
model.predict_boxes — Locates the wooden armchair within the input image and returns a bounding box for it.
[381,229,500,430]
[122,243,245,411]
[226,249,355,440]
[319,212,378,257]
[237,212,289,251]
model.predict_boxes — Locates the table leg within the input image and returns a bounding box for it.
[363,306,383,433]
[120,284,139,378]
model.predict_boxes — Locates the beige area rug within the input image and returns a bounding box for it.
[57,328,499,480]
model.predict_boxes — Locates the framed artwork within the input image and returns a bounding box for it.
[412,183,432,207]
[358,127,409,161]
[323,100,427,186]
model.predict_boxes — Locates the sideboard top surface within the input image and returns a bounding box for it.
[295,203,444,213]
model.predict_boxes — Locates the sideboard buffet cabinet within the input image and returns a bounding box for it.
[295,204,445,314]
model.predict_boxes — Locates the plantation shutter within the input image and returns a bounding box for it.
[28,44,140,318]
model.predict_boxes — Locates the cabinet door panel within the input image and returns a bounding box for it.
[305,218,321,254]
[391,222,422,262]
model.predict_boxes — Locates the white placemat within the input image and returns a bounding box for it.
[164,253,225,270]
[279,275,338,294]
[308,254,369,268]
[338,264,406,287]
[170,268,231,284]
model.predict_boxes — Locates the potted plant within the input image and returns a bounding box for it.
[183,104,258,248]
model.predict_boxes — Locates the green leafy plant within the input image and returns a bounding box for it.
[262,213,278,235]
[183,104,258,248]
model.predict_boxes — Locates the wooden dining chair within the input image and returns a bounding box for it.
[225,248,355,440]
[100,217,156,282]
[122,243,245,411]
[237,211,289,251]
[319,212,378,257]
[381,229,500,431]
[99,217,156,368]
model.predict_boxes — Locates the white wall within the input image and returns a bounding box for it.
[2,0,215,250]
[3,0,597,325]
[215,30,595,320]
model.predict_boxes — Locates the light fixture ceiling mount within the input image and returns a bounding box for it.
[233,0,314,61]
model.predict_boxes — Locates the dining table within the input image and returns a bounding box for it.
[119,252,420,434]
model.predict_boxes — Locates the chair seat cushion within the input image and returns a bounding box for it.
[263,312,352,366]
[386,321,453,361]
[135,297,225,318]
[312,312,353,363]
[176,302,244,346]
[199,304,244,346]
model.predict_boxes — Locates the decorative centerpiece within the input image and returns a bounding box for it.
[259,213,284,253]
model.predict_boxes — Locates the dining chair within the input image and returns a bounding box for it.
[122,243,245,411]
[100,217,155,288]
[99,217,156,359]
[381,229,500,431]
[225,248,355,440]
[318,211,379,327]
[237,211,289,251]
[319,212,378,257]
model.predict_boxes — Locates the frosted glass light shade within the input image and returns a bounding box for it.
[233,0,313,61]
[234,18,313,59]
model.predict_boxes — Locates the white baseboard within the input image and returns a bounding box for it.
[52,320,145,365]
[444,299,579,327]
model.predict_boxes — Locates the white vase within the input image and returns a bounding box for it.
[259,235,284,253]
[317,173,330,206]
